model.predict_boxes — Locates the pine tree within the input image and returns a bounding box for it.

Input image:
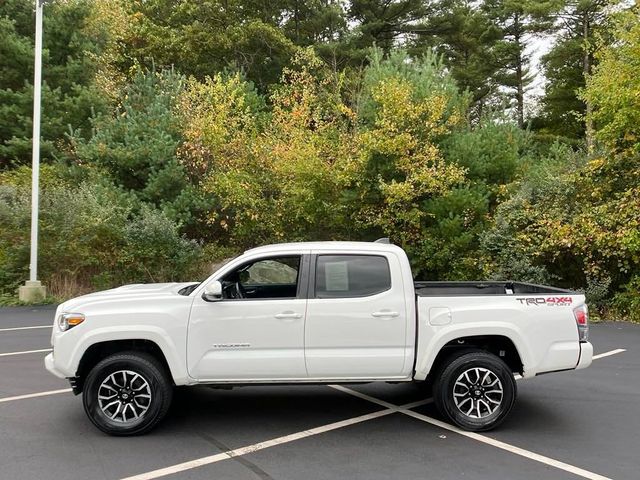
[542,0,612,147]
[482,0,555,127]
[349,0,429,54]
[412,0,502,120]
[0,0,107,168]
[534,36,586,138]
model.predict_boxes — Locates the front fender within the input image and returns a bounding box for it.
[53,325,191,385]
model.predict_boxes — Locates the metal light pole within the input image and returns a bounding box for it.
[19,0,47,302]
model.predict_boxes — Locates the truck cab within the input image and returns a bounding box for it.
[188,242,416,382]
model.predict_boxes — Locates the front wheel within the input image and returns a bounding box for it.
[82,352,173,436]
[433,351,517,432]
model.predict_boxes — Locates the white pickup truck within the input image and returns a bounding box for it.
[45,240,592,436]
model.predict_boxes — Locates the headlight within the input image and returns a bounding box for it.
[57,313,85,331]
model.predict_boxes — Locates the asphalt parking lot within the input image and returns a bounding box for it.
[0,305,637,480]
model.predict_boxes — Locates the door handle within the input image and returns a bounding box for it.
[274,312,303,320]
[371,310,399,318]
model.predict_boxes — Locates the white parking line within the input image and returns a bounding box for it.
[592,348,626,360]
[121,406,407,480]
[330,347,629,480]
[0,388,72,404]
[0,325,51,332]
[334,384,611,480]
[0,344,624,478]
[401,408,611,480]
[329,384,399,409]
[121,347,626,479]
[0,348,52,357]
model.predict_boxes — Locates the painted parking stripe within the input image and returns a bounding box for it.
[592,348,626,360]
[329,384,399,409]
[115,347,631,479]
[120,409,396,480]
[120,398,433,480]
[333,384,611,480]
[0,388,72,404]
[0,348,51,358]
[0,325,51,333]
[402,408,611,480]
[330,349,629,480]
[0,345,625,478]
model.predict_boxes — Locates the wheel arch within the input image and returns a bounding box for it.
[438,335,522,374]
[418,333,526,381]
[73,339,173,394]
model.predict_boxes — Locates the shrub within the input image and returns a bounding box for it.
[611,276,640,323]
[0,166,203,298]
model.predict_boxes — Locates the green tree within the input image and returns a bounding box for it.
[282,0,351,71]
[348,0,429,55]
[482,0,555,127]
[412,0,503,119]
[534,0,613,143]
[0,0,107,168]
[582,5,640,154]
[533,36,586,138]
[282,0,348,46]
[114,0,298,91]
[71,69,207,235]
[73,69,185,205]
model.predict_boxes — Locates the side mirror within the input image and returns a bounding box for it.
[202,281,223,302]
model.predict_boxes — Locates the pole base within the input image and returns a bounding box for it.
[18,280,46,303]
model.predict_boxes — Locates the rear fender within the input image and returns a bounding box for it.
[414,323,532,381]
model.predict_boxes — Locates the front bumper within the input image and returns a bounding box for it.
[44,352,66,379]
[576,341,593,370]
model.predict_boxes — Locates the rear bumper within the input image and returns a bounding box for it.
[576,341,593,370]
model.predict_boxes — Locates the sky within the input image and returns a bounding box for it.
[526,33,556,113]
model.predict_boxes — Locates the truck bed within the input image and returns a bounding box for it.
[414,281,574,296]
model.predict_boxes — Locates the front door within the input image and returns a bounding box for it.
[188,254,308,381]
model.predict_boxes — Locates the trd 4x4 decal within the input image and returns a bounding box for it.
[516,297,573,306]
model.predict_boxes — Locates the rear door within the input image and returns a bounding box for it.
[304,252,409,379]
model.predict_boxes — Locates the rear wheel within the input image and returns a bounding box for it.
[82,352,173,436]
[434,351,516,431]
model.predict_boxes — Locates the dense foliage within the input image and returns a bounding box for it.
[0,0,637,320]
[0,165,202,298]
[0,0,112,168]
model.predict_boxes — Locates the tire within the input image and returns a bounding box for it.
[82,352,173,436]
[433,350,516,432]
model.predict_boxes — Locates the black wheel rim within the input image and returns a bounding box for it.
[452,367,504,419]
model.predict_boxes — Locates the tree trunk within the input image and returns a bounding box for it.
[583,11,595,152]
[294,0,300,42]
[514,13,525,129]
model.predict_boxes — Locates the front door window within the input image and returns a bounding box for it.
[221,256,301,300]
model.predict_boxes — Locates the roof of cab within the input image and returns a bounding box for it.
[244,241,402,255]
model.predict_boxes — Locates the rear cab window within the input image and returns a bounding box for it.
[314,255,391,298]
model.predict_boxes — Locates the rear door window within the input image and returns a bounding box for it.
[315,255,391,298]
